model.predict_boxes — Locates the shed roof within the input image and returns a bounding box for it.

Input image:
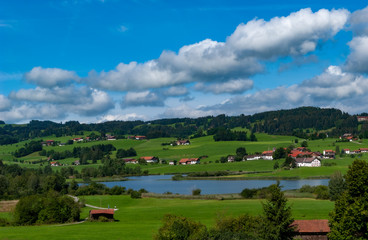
[293,220,330,233]
[90,209,114,215]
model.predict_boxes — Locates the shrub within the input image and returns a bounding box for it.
[240,188,257,199]
[192,189,201,196]
[130,190,141,199]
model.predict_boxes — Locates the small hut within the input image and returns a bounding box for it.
[89,209,114,220]
[293,219,330,240]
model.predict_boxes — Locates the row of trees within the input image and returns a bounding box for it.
[4,106,368,146]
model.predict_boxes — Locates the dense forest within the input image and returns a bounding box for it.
[1,107,368,145]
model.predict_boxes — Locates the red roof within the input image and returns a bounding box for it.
[262,150,273,154]
[293,220,330,233]
[141,156,154,160]
[179,158,198,163]
[360,148,368,151]
[324,150,334,153]
[90,209,114,215]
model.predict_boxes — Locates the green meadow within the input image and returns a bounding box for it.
[1,130,368,178]
[0,195,334,240]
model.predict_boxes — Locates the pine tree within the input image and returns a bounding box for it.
[260,183,296,240]
[329,160,368,239]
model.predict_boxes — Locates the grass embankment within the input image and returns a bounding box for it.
[0,195,334,240]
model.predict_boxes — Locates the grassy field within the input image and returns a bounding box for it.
[0,195,334,240]
[1,131,368,178]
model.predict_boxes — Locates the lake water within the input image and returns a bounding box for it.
[100,175,329,195]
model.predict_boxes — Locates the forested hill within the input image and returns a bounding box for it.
[0,106,367,145]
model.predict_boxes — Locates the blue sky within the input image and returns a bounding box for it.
[1,0,368,123]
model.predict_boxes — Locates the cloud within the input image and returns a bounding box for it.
[227,8,349,59]
[121,91,165,108]
[183,66,368,116]
[25,67,79,88]
[98,113,147,122]
[349,6,368,36]
[0,104,67,123]
[118,25,128,32]
[0,95,12,111]
[84,8,348,93]
[195,79,253,94]
[163,86,188,97]
[160,104,218,119]
[6,86,114,121]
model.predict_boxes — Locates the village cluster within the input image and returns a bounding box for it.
[44,131,368,168]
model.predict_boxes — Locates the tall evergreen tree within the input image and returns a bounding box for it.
[329,160,368,239]
[260,183,296,240]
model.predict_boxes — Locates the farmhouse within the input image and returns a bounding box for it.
[262,150,274,160]
[89,209,114,221]
[176,139,190,145]
[179,158,199,165]
[359,148,368,153]
[244,155,262,161]
[124,158,138,164]
[42,140,55,146]
[293,219,330,240]
[140,156,158,163]
[227,156,235,162]
[343,149,350,154]
[295,157,321,167]
[357,116,368,122]
[50,161,60,167]
[322,150,335,159]
[169,161,176,165]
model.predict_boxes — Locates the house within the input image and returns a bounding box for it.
[89,209,114,221]
[135,136,147,140]
[169,161,176,165]
[262,150,274,160]
[124,158,138,164]
[295,157,321,167]
[323,150,335,159]
[50,161,60,167]
[107,136,116,140]
[343,149,351,154]
[357,116,368,122]
[293,219,330,240]
[359,148,368,153]
[176,140,190,145]
[227,156,235,162]
[73,137,84,142]
[73,160,80,165]
[179,158,199,165]
[140,156,158,163]
[244,155,262,161]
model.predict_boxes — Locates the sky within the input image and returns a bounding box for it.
[1,0,368,123]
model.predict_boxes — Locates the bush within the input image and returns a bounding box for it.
[14,192,80,225]
[130,190,141,199]
[155,214,208,240]
[192,189,201,196]
[240,188,257,199]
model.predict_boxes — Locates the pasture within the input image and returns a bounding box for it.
[0,195,334,240]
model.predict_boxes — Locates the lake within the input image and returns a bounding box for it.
[100,175,329,195]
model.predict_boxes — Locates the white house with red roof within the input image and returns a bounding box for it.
[179,158,199,165]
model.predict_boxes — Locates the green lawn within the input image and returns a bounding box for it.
[0,195,334,240]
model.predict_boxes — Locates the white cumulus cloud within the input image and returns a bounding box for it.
[25,67,79,88]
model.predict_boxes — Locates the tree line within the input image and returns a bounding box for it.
[3,106,368,145]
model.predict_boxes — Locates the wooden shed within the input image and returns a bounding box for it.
[89,209,115,220]
[293,219,330,240]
